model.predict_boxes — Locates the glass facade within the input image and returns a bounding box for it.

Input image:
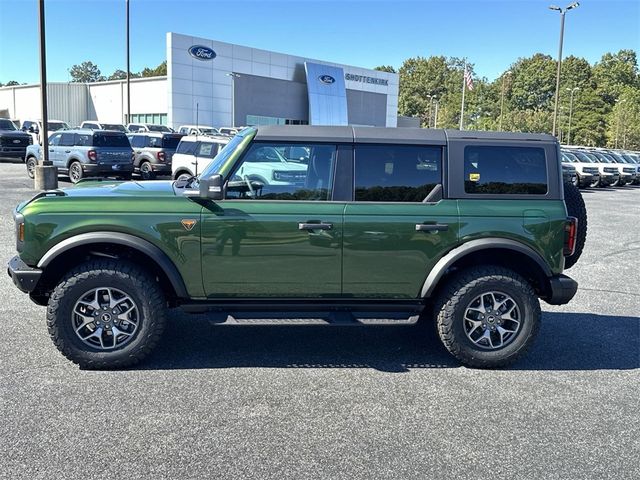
[127,113,168,125]
[246,115,308,126]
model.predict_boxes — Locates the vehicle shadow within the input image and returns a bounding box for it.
[139,311,639,372]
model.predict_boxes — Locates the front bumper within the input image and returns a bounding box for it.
[7,255,42,293]
[0,147,27,159]
[545,274,578,305]
[577,172,597,187]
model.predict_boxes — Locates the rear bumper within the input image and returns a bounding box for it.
[545,274,578,305]
[7,255,42,293]
[83,163,134,175]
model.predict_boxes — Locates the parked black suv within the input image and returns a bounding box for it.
[0,118,32,160]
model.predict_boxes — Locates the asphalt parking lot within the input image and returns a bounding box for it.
[0,161,638,480]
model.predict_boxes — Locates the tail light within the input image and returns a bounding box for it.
[564,217,578,256]
[157,151,166,162]
[87,150,98,162]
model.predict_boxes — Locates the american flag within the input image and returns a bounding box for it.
[464,66,474,91]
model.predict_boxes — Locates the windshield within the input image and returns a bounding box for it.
[101,124,128,133]
[608,153,628,163]
[571,151,592,163]
[590,152,610,163]
[198,127,256,180]
[47,122,68,131]
[0,119,17,130]
[622,154,638,164]
[562,151,578,162]
[148,125,172,132]
[199,128,219,135]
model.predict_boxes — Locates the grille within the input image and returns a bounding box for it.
[0,136,29,147]
[584,167,599,174]
[604,167,618,173]
[623,168,635,174]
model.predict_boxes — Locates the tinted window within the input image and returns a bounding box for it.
[176,140,197,155]
[92,133,130,147]
[0,119,17,130]
[464,146,547,195]
[354,145,441,202]
[75,134,91,146]
[162,135,182,149]
[60,133,75,147]
[101,124,127,132]
[84,123,98,129]
[130,135,146,148]
[147,125,171,132]
[147,136,162,148]
[226,143,334,201]
[197,142,218,158]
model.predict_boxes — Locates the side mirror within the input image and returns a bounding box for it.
[199,174,224,200]
[28,126,37,133]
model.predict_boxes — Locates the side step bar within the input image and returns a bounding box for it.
[194,312,421,326]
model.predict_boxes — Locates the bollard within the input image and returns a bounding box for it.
[34,161,58,191]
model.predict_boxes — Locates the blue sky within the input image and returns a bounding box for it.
[0,0,638,84]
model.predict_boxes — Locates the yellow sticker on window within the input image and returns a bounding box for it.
[469,173,480,182]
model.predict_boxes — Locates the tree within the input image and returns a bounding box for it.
[141,61,167,78]
[508,54,557,111]
[108,69,127,80]
[374,65,396,73]
[593,49,639,104]
[5,80,19,86]
[69,61,102,83]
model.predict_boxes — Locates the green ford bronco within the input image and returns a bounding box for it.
[8,126,581,369]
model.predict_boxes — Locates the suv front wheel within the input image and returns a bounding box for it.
[46,259,167,369]
[434,266,541,368]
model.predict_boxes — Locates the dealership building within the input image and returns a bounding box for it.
[0,32,403,130]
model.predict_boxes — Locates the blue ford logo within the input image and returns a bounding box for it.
[318,75,335,85]
[188,45,216,61]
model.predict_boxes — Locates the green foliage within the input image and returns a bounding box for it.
[108,70,127,80]
[374,65,396,73]
[69,61,102,83]
[141,61,167,78]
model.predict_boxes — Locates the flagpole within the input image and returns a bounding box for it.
[459,62,466,130]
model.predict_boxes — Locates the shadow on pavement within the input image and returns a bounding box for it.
[139,311,639,372]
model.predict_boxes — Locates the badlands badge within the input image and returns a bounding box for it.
[181,219,197,231]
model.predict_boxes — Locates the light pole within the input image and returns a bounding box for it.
[433,99,439,128]
[549,2,580,137]
[566,86,579,144]
[226,72,240,127]
[615,98,626,148]
[125,0,130,125]
[499,70,512,131]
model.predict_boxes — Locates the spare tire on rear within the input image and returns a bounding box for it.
[563,182,587,269]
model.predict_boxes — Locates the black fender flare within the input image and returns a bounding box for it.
[421,238,553,298]
[37,231,189,298]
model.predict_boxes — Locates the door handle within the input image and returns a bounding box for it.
[49,149,54,152]
[65,150,71,153]
[299,222,333,231]
[416,223,449,232]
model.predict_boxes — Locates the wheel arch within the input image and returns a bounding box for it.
[35,232,189,304]
[422,239,553,299]
[173,168,193,180]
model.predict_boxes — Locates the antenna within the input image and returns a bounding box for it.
[195,102,199,176]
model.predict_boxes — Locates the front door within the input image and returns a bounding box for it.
[201,141,343,298]
[342,144,459,298]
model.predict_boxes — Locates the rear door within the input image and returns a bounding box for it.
[92,132,133,169]
[342,144,459,299]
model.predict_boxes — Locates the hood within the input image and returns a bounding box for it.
[0,129,31,137]
[62,179,178,198]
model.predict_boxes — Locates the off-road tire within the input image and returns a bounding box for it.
[26,156,37,179]
[563,182,587,269]
[46,259,167,369]
[434,266,541,368]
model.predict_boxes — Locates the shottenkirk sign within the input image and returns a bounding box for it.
[344,73,388,86]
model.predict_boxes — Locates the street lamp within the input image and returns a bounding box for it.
[226,72,240,127]
[433,99,440,128]
[615,98,626,148]
[566,86,579,144]
[426,94,436,128]
[499,70,512,131]
[549,2,580,137]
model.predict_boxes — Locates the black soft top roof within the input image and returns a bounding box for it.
[253,125,556,144]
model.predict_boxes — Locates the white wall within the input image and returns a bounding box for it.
[88,77,167,123]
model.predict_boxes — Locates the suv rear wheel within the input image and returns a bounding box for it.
[69,161,84,184]
[46,259,167,369]
[139,161,155,180]
[434,266,541,368]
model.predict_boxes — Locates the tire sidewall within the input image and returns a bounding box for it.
[50,270,160,365]
[448,278,539,364]
[69,162,83,184]
[140,161,154,180]
[26,157,36,179]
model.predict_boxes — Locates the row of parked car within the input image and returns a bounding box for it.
[22,128,235,183]
[561,146,640,188]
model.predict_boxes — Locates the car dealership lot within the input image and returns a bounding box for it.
[1,162,638,479]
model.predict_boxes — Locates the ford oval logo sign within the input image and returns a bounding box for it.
[318,75,335,85]
[188,45,216,61]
